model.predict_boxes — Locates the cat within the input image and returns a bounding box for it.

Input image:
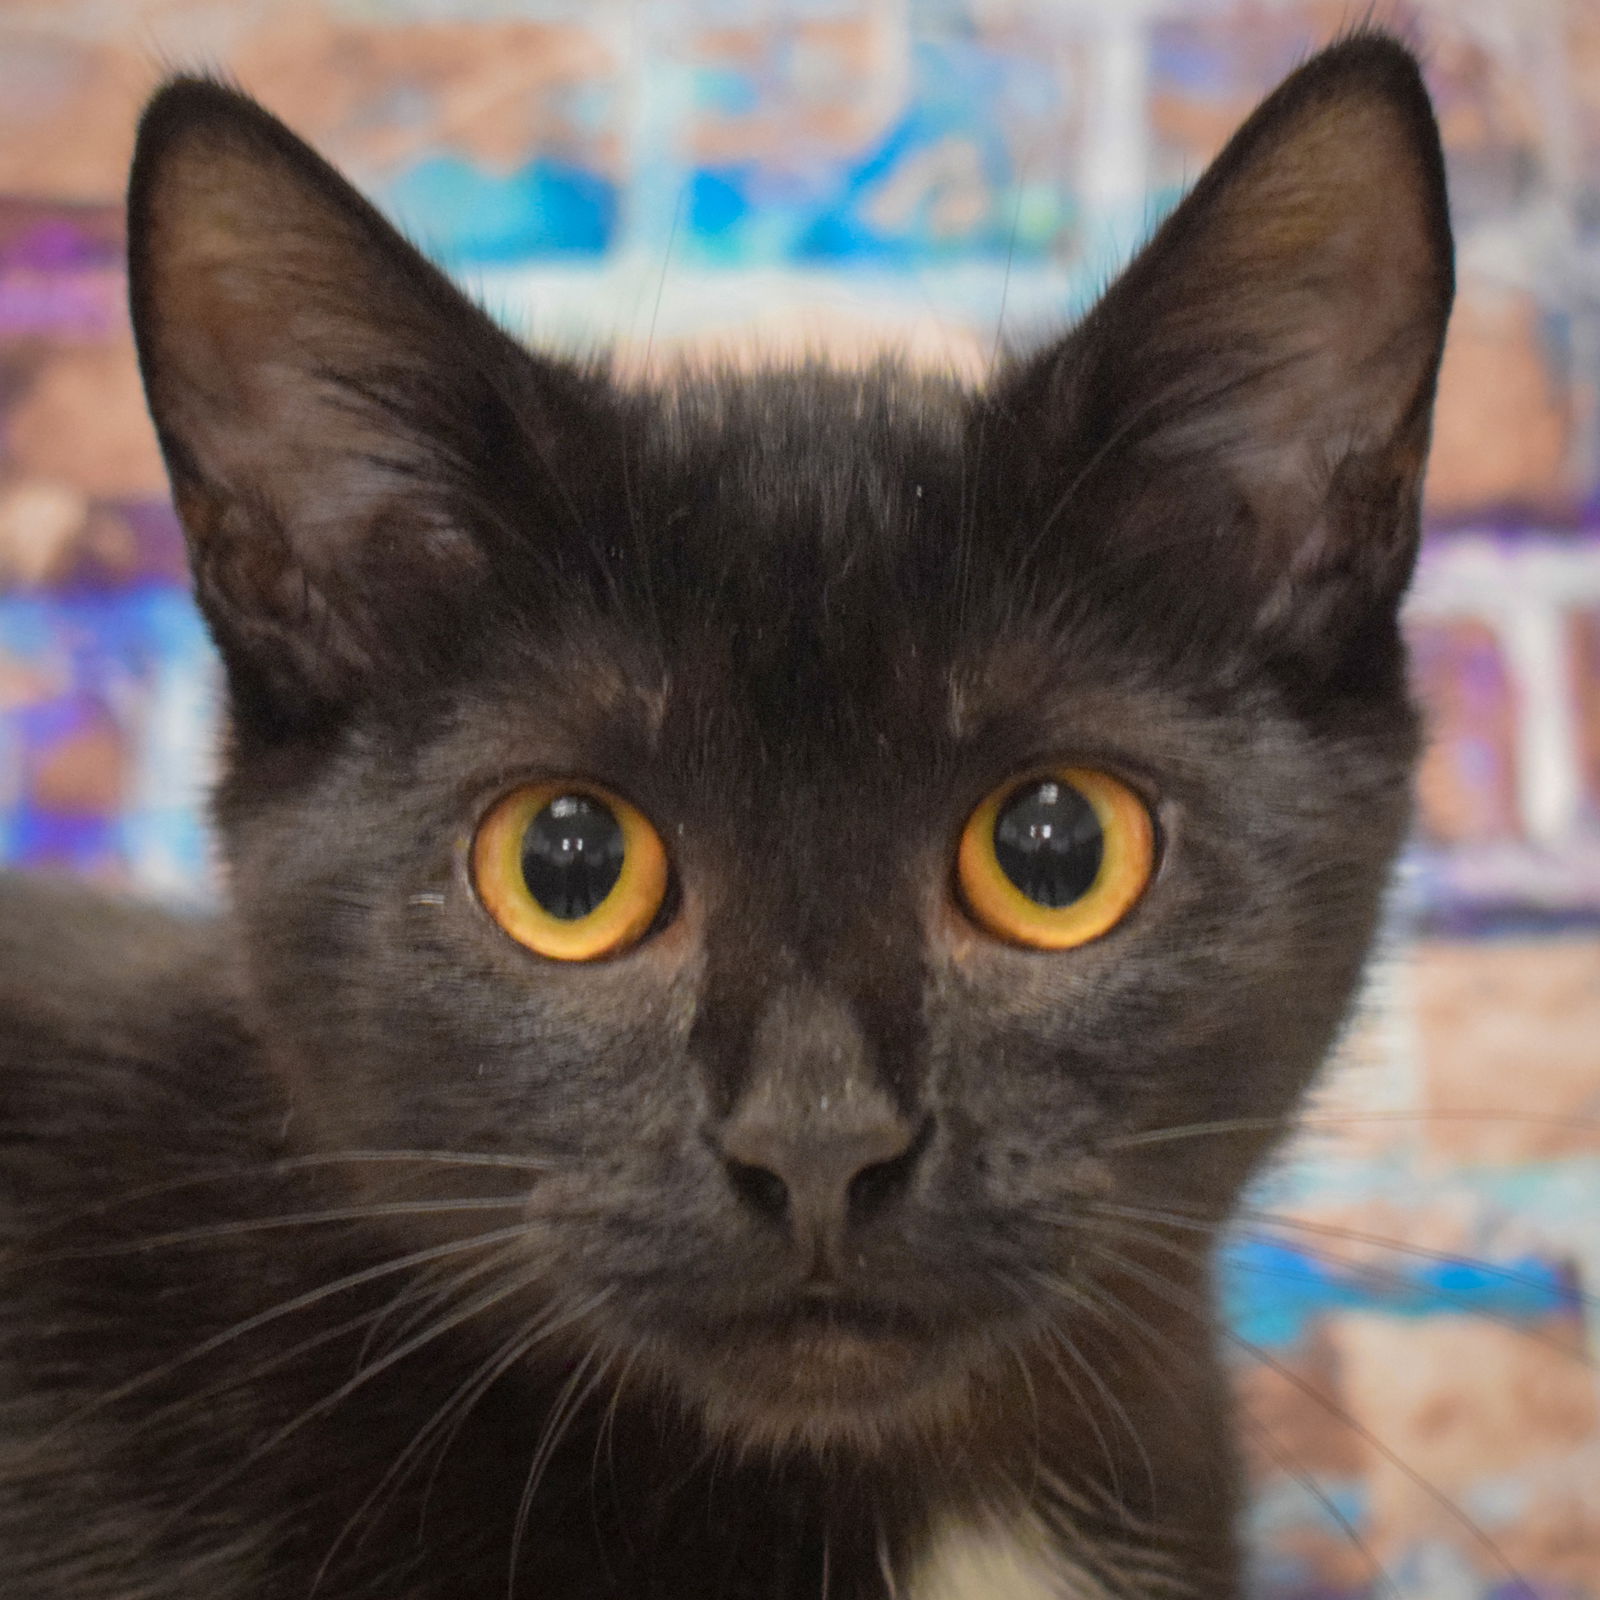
[0,30,1452,1600]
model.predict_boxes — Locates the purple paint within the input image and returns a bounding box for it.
[0,268,121,338]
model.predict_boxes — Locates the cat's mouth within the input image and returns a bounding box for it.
[740,1293,928,1341]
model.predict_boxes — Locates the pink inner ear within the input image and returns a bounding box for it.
[139,132,402,442]
[1136,84,1448,469]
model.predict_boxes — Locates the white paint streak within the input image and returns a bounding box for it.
[1410,534,1600,850]
[1078,15,1150,273]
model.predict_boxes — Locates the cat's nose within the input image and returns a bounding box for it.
[719,1100,925,1256]
[714,984,927,1269]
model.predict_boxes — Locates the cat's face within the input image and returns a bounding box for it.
[128,42,1452,1454]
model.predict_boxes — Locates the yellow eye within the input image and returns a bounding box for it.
[956,768,1155,950]
[471,782,668,962]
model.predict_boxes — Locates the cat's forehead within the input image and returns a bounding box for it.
[449,361,1220,787]
[639,362,968,556]
[649,361,968,464]
[456,575,1201,817]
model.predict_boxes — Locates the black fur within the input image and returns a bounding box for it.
[0,34,1452,1599]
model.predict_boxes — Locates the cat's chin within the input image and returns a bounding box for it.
[646,1316,983,1457]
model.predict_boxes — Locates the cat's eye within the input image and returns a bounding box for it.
[956,768,1155,949]
[471,782,668,961]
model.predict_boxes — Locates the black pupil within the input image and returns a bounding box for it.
[992,780,1104,908]
[520,795,626,920]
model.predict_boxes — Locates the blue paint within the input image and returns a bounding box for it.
[682,38,1070,267]
[793,41,1020,264]
[688,167,755,259]
[10,808,118,871]
[0,585,214,888]
[1223,1235,1576,1349]
[695,64,758,117]
[382,155,617,264]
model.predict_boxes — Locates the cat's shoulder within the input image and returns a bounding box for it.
[0,872,233,1062]
[0,874,264,1203]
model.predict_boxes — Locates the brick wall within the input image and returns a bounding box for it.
[0,4,1595,1596]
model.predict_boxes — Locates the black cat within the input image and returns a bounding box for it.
[0,33,1452,1600]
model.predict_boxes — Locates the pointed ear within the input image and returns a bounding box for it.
[129,79,612,734]
[1001,35,1453,676]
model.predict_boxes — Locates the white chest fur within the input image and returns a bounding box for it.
[905,1512,1096,1600]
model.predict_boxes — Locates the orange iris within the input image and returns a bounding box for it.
[471,781,668,962]
[957,768,1155,950]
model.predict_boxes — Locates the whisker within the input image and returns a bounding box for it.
[127,1245,530,1451]
[1078,1228,1535,1592]
[354,1255,460,1370]
[142,1265,553,1557]
[639,182,684,385]
[421,1285,614,1538]
[19,1194,531,1265]
[1232,1202,1596,1313]
[967,1281,1200,1600]
[1090,1197,1599,1320]
[1018,1463,1193,1600]
[149,1301,423,1444]
[1033,1455,1180,1553]
[1047,1272,1388,1599]
[1037,1268,1199,1435]
[415,1327,541,1544]
[1235,1410,1400,1600]
[355,1241,531,1370]
[875,1521,901,1600]
[25,1223,537,1461]
[589,1342,642,1507]
[1101,1108,1600,1153]
[351,1239,536,1386]
[1224,1234,1590,1364]
[1037,1311,1153,1511]
[1003,1332,1045,1502]
[1030,1272,1234,1574]
[315,1309,539,1590]
[10,1147,555,1246]
[985,164,1028,386]
[507,1336,614,1597]
[1223,1324,1527,1591]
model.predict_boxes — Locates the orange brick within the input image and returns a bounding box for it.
[1572,610,1600,826]
[0,33,143,204]
[1412,940,1600,1162]
[1329,1314,1599,1582]
[29,710,126,816]
[7,338,167,500]
[1410,618,1523,848]
[1237,1324,1365,1480]
[1427,287,1576,517]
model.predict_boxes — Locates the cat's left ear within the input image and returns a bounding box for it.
[999,34,1453,674]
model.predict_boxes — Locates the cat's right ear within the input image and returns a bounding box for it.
[129,79,614,735]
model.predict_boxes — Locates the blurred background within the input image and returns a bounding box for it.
[0,1,1595,1595]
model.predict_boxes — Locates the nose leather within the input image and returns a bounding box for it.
[716,983,922,1270]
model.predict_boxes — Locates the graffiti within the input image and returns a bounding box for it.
[0,3,1596,1596]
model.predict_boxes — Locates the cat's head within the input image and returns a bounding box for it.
[128,37,1451,1458]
